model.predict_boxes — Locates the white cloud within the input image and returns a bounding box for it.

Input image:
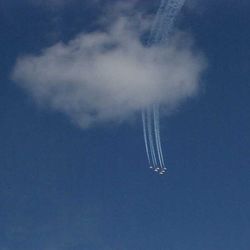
[12,8,206,128]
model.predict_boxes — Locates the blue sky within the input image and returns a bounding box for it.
[1,0,250,249]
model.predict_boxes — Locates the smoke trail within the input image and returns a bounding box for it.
[142,110,151,166]
[142,0,186,173]
[147,108,158,168]
[154,105,166,169]
[147,0,167,46]
[153,105,162,167]
[153,105,166,174]
[150,0,186,45]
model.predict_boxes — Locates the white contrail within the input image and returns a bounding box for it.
[142,110,151,166]
[147,0,167,46]
[147,108,157,167]
[153,105,162,168]
[154,105,166,169]
[153,104,166,174]
[142,0,186,173]
[150,0,186,45]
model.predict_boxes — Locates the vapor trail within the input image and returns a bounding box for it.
[142,111,151,166]
[142,0,186,174]
[150,0,186,45]
[153,105,162,167]
[153,105,166,173]
[147,0,167,46]
[154,105,166,168]
[147,108,157,167]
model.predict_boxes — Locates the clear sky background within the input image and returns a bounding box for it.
[0,0,250,249]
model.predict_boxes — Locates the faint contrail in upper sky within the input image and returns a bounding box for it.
[142,0,186,175]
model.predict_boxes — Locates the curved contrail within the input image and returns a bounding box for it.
[142,110,151,166]
[147,108,158,167]
[142,0,186,174]
[153,105,162,166]
[154,105,166,168]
